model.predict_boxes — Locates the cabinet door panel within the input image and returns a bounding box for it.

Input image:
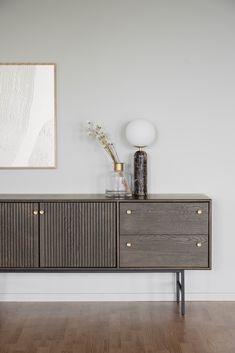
[120,234,208,268]
[0,203,39,268]
[40,202,116,268]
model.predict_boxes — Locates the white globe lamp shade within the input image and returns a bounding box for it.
[125,119,156,148]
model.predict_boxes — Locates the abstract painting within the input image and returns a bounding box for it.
[0,63,56,168]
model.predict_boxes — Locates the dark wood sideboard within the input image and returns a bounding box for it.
[0,194,212,315]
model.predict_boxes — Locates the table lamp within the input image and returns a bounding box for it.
[125,119,156,197]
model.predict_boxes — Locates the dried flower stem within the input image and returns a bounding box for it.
[87,121,120,163]
[87,121,132,196]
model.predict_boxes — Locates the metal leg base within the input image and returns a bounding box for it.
[176,270,185,315]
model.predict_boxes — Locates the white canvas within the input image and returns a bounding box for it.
[0,64,56,168]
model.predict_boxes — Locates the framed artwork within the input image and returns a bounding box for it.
[0,63,56,168]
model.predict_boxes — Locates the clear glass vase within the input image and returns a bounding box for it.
[105,163,132,198]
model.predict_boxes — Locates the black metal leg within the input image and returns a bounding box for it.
[181,270,185,316]
[176,272,180,303]
[175,270,185,315]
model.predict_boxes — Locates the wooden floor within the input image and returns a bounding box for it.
[0,302,234,353]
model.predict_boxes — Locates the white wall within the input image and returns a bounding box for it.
[0,0,235,301]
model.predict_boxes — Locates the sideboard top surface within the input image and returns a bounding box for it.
[0,194,211,201]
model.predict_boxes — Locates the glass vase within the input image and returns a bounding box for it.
[105,163,132,198]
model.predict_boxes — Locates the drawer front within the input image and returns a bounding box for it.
[120,234,208,268]
[120,202,209,235]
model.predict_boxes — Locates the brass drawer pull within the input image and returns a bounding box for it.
[39,210,45,215]
[126,242,132,247]
[196,242,202,247]
[33,210,38,215]
[197,209,202,215]
[126,210,132,215]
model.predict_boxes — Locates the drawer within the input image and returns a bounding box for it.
[120,202,209,235]
[120,234,209,268]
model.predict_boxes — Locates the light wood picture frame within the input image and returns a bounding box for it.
[0,63,56,169]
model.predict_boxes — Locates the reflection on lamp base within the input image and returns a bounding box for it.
[134,150,147,196]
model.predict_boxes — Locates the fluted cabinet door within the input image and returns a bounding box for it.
[0,203,39,268]
[39,202,117,268]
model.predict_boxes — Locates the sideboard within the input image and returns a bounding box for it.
[0,194,212,315]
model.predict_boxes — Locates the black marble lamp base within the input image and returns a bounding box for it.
[134,150,147,196]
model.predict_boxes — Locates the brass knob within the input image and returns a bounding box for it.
[33,210,38,215]
[196,242,202,247]
[197,209,202,215]
[126,242,132,247]
[126,210,132,215]
[39,210,44,215]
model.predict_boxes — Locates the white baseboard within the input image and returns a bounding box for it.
[0,292,235,301]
